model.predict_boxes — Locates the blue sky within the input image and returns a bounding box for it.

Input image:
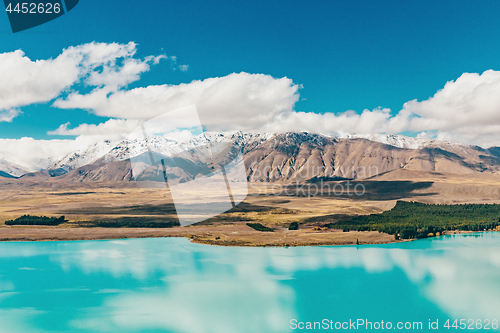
[1,0,500,146]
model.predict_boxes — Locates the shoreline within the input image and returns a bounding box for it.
[0,225,490,247]
[0,225,397,246]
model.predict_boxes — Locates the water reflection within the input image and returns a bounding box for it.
[0,233,499,332]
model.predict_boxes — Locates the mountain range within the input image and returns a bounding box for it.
[1,132,500,182]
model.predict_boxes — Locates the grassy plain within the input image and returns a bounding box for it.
[1,169,500,246]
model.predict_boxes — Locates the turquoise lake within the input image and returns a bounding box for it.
[0,233,500,332]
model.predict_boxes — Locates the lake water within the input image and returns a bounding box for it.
[0,233,499,332]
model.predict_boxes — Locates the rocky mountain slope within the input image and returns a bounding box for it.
[2,132,500,182]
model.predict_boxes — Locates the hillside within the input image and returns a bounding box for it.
[1,132,500,183]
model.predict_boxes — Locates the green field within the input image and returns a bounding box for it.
[329,201,500,239]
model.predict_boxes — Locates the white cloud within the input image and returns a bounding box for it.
[400,70,500,147]
[257,107,410,136]
[259,69,500,147]
[48,119,141,138]
[4,41,500,148]
[0,109,21,122]
[49,67,500,147]
[0,42,166,118]
[167,55,189,72]
[0,136,105,171]
[405,70,500,129]
[53,72,300,132]
[162,129,195,142]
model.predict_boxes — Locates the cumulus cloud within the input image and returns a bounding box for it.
[0,42,166,120]
[4,41,500,148]
[400,70,500,147]
[0,109,21,123]
[50,65,500,147]
[0,136,105,171]
[257,107,411,136]
[53,72,300,132]
[48,119,141,138]
[405,70,500,128]
[259,69,500,147]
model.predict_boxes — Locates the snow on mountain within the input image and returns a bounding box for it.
[101,136,178,163]
[0,131,491,178]
[0,153,58,177]
[100,131,268,163]
[334,133,437,149]
[0,140,74,177]
[48,140,117,173]
[0,158,30,178]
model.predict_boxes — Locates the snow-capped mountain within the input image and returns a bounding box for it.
[336,133,438,149]
[1,131,500,180]
[0,158,29,178]
[0,154,57,178]
[27,132,260,178]
[48,140,117,175]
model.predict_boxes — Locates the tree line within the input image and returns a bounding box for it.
[327,201,500,240]
[5,215,66,226]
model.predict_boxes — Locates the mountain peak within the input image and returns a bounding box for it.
[1,131,499,179]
